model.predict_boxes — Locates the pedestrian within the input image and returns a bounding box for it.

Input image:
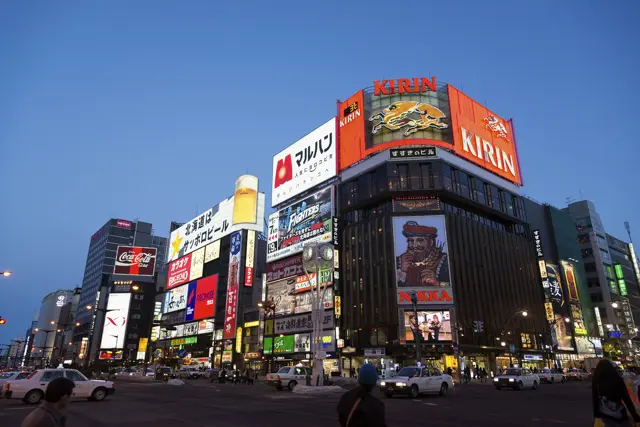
[21,377,75,427]
[247,369,254,385]
[234,368,240,385]
[592,359,640,426]
[337,364,387,427]
[463,366,471,384]
[242,369,248,384]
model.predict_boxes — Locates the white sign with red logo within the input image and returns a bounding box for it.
[99,293,131,350]
[271,117,337,207]
[223,284,238,339]
[113,246,157,276]
[245,230,256,287]
[115,219,132,229]
[167,253,192,290]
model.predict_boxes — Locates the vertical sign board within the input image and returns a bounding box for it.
[223,231,243,339]
[245,230,256,287]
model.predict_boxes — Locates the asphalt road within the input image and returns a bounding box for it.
[0,379,593,427]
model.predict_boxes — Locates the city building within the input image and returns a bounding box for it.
[21,315,39,367]
[31,289,78,367]
[524,200,600,365]
[155,175,267,370]
[564,200,639,361]
[73,218,167,362]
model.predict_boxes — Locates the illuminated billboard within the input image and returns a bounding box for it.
[164,284,188,313]
[400,310,452,342]
[267,187,333,262]
[113,246,157,276]
[99,293,131,350]
[271,118,337,207]
[185,274,218,322]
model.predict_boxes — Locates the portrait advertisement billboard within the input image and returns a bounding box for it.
[163,284,188,314]
[168,189,265,263]
[266,277,296,317]
[99,293,132,349]
[113,246,157,276]
[267,187,333,263]
[272,117,337,207]
[338,90,366,171]
[392,215,453,306]
[185,274,218,322]
[294,287,334,314]
[400,310,452,342]
[447,85,521,185]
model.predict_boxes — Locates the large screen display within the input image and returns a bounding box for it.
[267,187,333,262]
[401,310,452,342]
[99,293,131,349]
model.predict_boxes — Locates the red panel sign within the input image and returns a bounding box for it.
[195,275,217,320]
[113,246,157,276]
[167,253,192,290]
[223,284,238,339]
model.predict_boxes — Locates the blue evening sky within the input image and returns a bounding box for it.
[1,1,638,342]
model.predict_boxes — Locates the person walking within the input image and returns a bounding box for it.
[337,364,387,427]
[21,377,75,427]
[592,359,640,426]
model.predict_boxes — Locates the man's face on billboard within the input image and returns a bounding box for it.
[407,236,428,253]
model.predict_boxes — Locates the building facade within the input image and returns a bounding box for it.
[32,289,78,366]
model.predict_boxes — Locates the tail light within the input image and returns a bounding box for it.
[3,383,9,392]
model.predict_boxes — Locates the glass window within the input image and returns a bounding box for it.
[16,372,30,380]
[359,174,372,199]
[409,163,421,189]
[474,179,487,205]
[398,164,409,190]
[421,164,435,189]
[502,192,514,216]
[40,371,64,381]
[458,172,470,198]
[388,163,399,191]
[442,164,452,191]
[65,370,87,382]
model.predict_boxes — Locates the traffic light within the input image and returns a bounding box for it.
[0,317,6,325]
[472,320,484,333]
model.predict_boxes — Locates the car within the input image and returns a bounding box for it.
[566,368,586,381]
[0,371,30,396]
[116,367,138,376]
[3,369,115,404]
[204,368,218,379]
[494,368,539,390]
[178,366,204,379]
[379,366,454,399]
[265,366,312,391]
[538,368,565,384]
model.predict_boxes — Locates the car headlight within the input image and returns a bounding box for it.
[397,382,407,387]
[509,378,515,382]
[380,381,386,387]
[493,378,498,382]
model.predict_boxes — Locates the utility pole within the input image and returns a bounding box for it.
[410,291,421,365]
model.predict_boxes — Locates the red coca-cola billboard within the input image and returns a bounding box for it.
[113,246,157,276]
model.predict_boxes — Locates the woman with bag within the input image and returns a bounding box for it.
[592,359,640,426]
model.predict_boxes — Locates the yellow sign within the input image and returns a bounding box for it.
[334,296,341,318]
[233,175,259,225]
[265,319,274,336]
[236,327,243,353]
[138,338,149,353]
[445,355,458,369]
[244,320,259,328]
[538,260,547,278]
[544,302,554,322]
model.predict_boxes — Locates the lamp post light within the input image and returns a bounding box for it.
[502,309,529,368]
[1,271,12,277]
[301,241,334,387]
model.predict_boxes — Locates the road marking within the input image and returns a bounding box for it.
[423,403,438,406]
[548,421,565,424]
[5,407,31,410]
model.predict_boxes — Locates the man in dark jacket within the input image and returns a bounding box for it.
[21,377,75,427]
[337,364,387,427]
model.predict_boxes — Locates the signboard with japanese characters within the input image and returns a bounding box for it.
[228,231,243,288]
[189,247,205,281]
[267,187,333,262]
[273,335,295,354]
[204,240,221,264]
[168,193,265,262]
[245,230,256,287]
[272,117,337,207]
[294,287,334,314]
[294,269,332,293]
[314,330,336,352]
[533,230,543,258]
[266,254,304,282]
[167,253,192,290]
[389,147,436,160]
[183,321,199,337]
[274,311,334,334]
[223,284,238,339]
[294,333,311,353]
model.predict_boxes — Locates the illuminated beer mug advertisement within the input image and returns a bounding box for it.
[233,174,258,225]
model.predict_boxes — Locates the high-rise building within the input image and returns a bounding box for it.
[32,289,77,366]
[73,219,167,359]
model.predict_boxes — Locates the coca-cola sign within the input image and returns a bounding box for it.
[114,246,157,276]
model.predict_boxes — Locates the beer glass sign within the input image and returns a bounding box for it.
[233,175,259,225]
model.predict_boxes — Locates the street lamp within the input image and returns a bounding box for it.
[612,302,620,309]
[301,241,334,387]
[1,271,12,277]
[502,309,529,367]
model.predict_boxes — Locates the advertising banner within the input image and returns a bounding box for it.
[274,311,334,335]
[99,293,131,349]
[294,269,332,293]
[198,320,214,335]
[338,90,366,171]
[266,277,296,316]
[115,219,132,229]
[223,284,238,339]
[113,246,157,276]
[314,330,336,352]
[189,247,205,281]
[294,333,311,353]
[272,117,337,207]
[99,350,123,360]
[167,253,192,290]
[204,240,221,263]
[400,310,452,342]
[273,335,295,354]
[229,231,243,287]
[294,287,334,313]
[448,85,521,185]
[185,275,217,322]
[263,337,273,355]
[245,230,256,287]
[392,215,451,288]
[164,284,188,313]
[233,175,259,225]
[266,254,303,282]
[183,322,199,337]
[561,261,580,302]
[267,187,333,262]
[168,192,265,262]
[570,303,587,336]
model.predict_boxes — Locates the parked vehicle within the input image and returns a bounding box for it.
[379,366,454,399]
[178,365,203,379]
[265,366,312,391]
[3,369,115,404]
[538,368,565,384]
[494,368,539,390]
[565,368,586,381]
[0,371,30,396]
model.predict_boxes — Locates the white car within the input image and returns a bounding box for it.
[178,366,204,379]
[494,368,539,390]
[538,368,565,384]
[265,366,312,391]
[566,368,587,381]
[3,369,115,404]
[379,366,454,398]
